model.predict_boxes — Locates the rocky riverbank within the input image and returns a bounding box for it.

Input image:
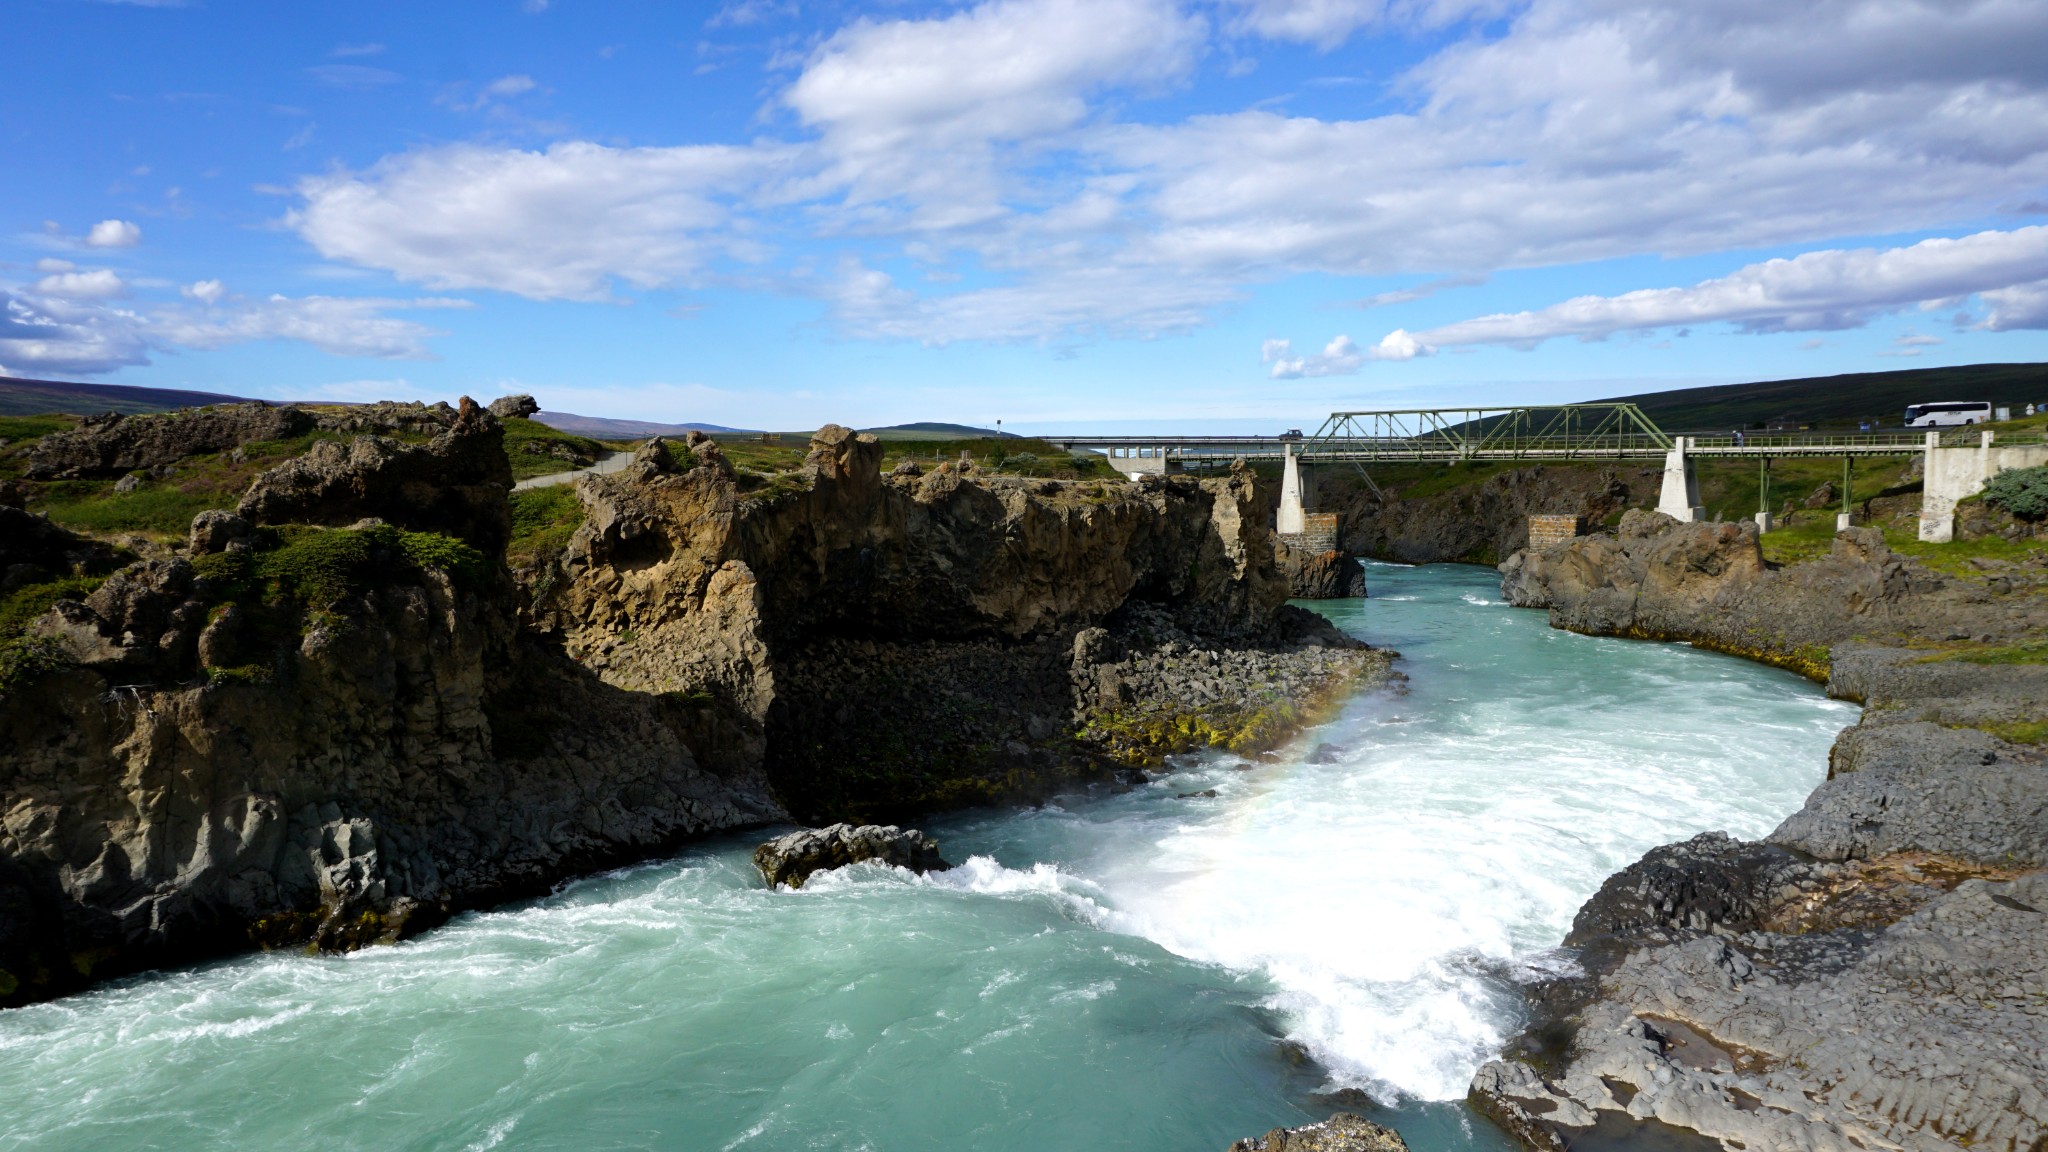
[0,405,1390,1007]
[1475,512,2047,1152]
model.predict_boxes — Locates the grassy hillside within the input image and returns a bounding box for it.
[0,376,250,416]
[1590,363,2048,432]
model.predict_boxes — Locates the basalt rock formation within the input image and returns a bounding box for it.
[0,414,1387,1007]
[1477,513,2048,1152]
[25,402,316,480]
[528,425,1389,824]
[0,405,778,1008]
[1322,464,1654,566]
[752,823,949,889]
[1275,540,1367,599]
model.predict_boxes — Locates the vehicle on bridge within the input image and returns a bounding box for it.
[1905,401,1992,427]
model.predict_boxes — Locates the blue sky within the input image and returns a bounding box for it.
[5,0,2048,431]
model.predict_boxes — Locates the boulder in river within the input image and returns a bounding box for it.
[1227,1113,1409,1152]
[753,823,950,889]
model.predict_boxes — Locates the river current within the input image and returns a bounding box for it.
[0,563,1855,1152]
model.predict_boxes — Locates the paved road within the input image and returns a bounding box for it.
[512,450,634,491]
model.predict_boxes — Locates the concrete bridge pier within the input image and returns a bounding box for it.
[1656,437,1706,523]
[1919,430,2048,542]
[1278,443,1319,535]
[1109,446,1182,481]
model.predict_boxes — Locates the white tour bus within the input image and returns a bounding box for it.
[1904,401,1993,427]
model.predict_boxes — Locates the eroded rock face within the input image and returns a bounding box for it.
[1325,464,1650,566]
[0,399,781,1008]
[751,823,949,889]
[1477,512,2048,1152]
[1275,541,1367,599]
[238,396,514,552]
[529,424,1386,823]
[1226,1113,1410,1152]
[25,403,315,480]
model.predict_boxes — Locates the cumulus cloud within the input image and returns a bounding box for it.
[277,0,2048,346]
[34,269,127,297]
[290,141,781,300]
[84,219,141,248]
[1366,226,2048,356]
[1984,281,2048,331]
[785,0,1201,223]
[1263,334,1364,378]
[0,274,454,375]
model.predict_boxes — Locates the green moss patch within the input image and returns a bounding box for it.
[195,524,487,609]
[507,486,586,568]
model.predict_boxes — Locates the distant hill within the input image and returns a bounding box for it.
[533,411,757,439]
[858,421,1009,440]
[1591,362,2048,432]
[0,376,252,417]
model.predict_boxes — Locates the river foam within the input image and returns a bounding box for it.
[0,563,1854,1152]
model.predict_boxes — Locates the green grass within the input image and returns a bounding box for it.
[0,575,106,644]
[507,486,585,567]
[1761,520,2048,573]
[39,482,231,536]
[1916,640,2048,666]
[501,417,611,481]
[0,414,77,443]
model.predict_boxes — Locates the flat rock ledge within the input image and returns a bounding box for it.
[752,824,951,889]
[1227,1113,1409,1152]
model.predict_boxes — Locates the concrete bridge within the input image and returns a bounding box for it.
[1046,405,2048,543]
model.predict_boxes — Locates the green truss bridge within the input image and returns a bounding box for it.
[1043,404,2048,544]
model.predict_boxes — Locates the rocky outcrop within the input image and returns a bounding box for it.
[0,402,780,1008]
[1,506,122,588]
[1226,1113,1409,1152]
[751,823,949,888]
[1476,513,2048,1152]
[24,403,315,479]
[1275,540,1367,599]
[1,415,1390,1008]
[237,396,514,553]
[1322,464,1652,565]
[308,399,460,437]
[529,425,1389,823]
[488,394,540,420]
[1497,510,2031,676]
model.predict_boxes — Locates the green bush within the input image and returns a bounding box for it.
[1982,464,2048,519]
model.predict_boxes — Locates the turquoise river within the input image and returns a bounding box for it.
[0,563,1857,1151]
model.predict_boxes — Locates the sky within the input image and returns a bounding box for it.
[4,0,2048,432]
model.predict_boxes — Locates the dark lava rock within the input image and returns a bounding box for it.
[25,403,315,480]
[1275,540,1367,599]
[488,393,540,420]
[1227,1113,1409,1152]
[752,823,951,889]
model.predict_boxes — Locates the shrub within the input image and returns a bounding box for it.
[1982,464,2048,519]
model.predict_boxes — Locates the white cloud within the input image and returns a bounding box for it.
[1263,334,1364,378]
[34,269,127,297]
[290,141,782,300]
[786,0,1201,225]
[331,42,386,57]
[1367,226,2048,356]
[1983,281,2048,331]
[277,0,2048,348]
[85,219,141,248]
[0,277,455,375]
[34,258,76,274]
